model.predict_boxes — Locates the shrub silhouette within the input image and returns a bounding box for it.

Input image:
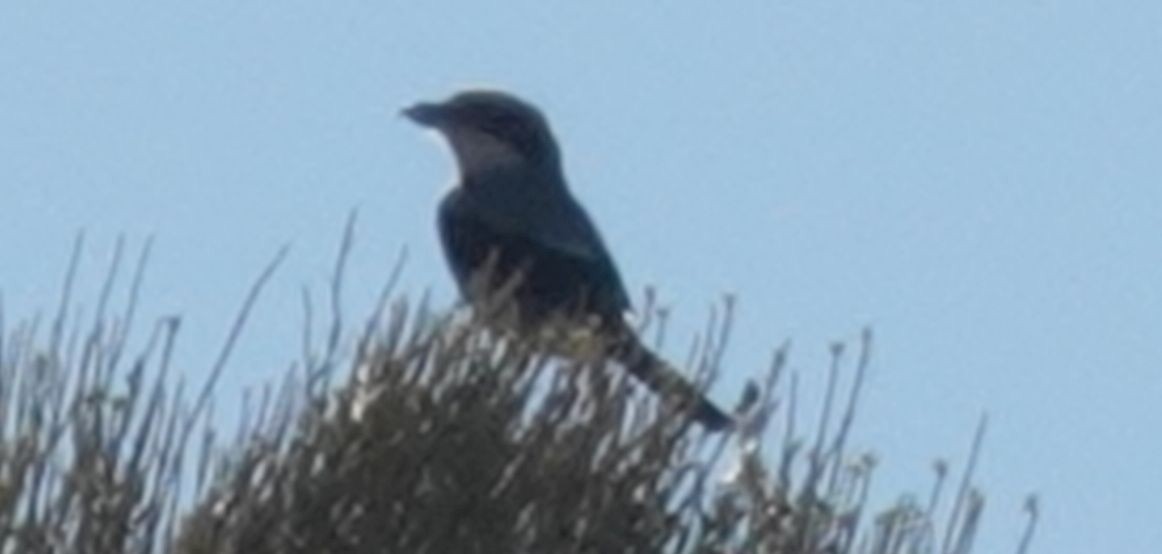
[0,235,1037,553]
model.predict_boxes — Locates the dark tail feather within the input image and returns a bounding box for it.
[613,335,734,432]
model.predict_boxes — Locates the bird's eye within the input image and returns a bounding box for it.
[488,112,523,137]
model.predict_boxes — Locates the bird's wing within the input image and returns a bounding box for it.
[465,175,614,258]
[439,188,632,316]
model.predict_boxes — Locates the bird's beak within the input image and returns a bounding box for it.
[401,101,446,128]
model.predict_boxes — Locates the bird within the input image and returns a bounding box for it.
[403,90,733,431]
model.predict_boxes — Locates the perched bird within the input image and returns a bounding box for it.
[404,90,732,431]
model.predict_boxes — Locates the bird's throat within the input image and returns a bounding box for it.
[447,127,529,179]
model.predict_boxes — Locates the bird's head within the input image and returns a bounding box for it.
[404,90,562,177]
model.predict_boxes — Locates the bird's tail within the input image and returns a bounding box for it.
[610,334,734,432]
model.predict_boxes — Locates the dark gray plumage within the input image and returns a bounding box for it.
[404,90,732,431]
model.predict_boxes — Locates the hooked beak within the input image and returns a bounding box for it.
[401,101,447,128]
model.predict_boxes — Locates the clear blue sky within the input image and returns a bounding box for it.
[2,3,1159,552]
